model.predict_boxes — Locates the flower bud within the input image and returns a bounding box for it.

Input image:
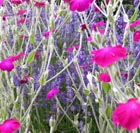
[49,115,56,127]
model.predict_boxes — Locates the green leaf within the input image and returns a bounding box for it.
[16,39,22,51]
[102,82,111,94]
[26,50,36,65]
[28,66,32,75]
[105,105,111,118]
[129,9,139,23]
[29,32,35,45]
[1,108,7,119]
[39,74,46,86]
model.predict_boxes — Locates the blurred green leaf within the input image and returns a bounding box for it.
[105,105,111,118]
[29,32,35,45]
[39,74,46,86]
[26,50,36,65]
[129,9,139,23]
[102,82,111,94]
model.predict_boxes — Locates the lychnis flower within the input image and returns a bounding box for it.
[112,98,140,131]
[66,45,79,52]
[16,9,27,16]
[98,73,111,82]
[0,52,24,72]
[46,87,59,99]
[34,1,45,7]
[133,30,140,42]
[0,118,20,133]
[10,0,25,4]
[20,75,30,84]
[65,0,93,12]
[90,45,127,67]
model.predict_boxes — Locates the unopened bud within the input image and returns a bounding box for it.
[49,115,56,127]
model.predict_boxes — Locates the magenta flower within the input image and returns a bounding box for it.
[19,35,26,39]
[42,31,50,38]
[2,14,7,21]
[92,21,105,31]
[80,24,87,31]
[93,5,100,12]
[34,1,45,7]
[105,0,109,4]
[16,10,27,16]
[17,18,26,24]
[66,45,79,52]
[34,51,42,59]
[121,72,128,79]
[64,0,70,3]
[0,118,20,133]
[133,30,140,42]
[112,98,140,131]
[99,29,105,35]
[0,0,4,6]
[90,45,127,67]
[7,52,25,62]
[10,0,24,5]
[0,52,24,72]
[46,87,59,99]
[69,0,93,12]
[0,60,14,72]
[98,73,111,82]
[20,75,30,84]
[130,20,140,28]
[87,36,93,42]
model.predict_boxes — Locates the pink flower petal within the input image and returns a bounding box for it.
[7,52,25,62]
